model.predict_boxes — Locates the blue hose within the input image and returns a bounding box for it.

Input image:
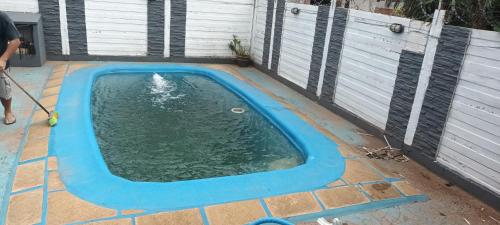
[248,217,294,225]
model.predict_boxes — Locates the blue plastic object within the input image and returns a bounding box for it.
[249,217,295,225]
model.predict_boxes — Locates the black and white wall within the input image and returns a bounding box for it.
[251,1,434,135]
[1,0,254,60]
[250,1,499,208]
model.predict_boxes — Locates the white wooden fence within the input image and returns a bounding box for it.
[436,29,500,195]
[185,0,254,57]
[85,0,148,56]
[1,0,254,58]
[278,3,317,89]
[0,0,38,13]
[334,10,430,129]
[250,0,268,65]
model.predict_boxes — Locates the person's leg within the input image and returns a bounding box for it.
[0,74,15,124]
[1,97,16,124]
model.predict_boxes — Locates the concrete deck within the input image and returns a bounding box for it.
[0,62,498,225]
[0,65,52,215]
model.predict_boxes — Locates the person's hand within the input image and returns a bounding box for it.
[0,60,5,71]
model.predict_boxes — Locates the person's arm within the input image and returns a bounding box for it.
[0,39,21,70]
[0,13,21,71]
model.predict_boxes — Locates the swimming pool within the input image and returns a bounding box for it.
[52,64,345,211]
[92,72,304,182]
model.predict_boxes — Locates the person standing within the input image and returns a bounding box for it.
[0,11,21,125]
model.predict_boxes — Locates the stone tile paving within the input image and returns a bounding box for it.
[264,192,323,218]
[0,65,53,216]
[205,200,267,225]
[1,63,427,225]
[11,160,45,193]
[315,186,370,209]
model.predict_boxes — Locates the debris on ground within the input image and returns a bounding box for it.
[356,132,374,136]
[361,135,410,162]
[490,216,500,224]
[383,135,392,149]
[361,146,409,162]
[372,182,391,191]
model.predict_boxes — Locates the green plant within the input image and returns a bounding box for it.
[393,3,406,17]
[398,0,500,31]
[398,0,439,21]
[229,35,249,57]
[485,0,500,31]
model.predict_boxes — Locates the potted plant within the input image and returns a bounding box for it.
[229,35,251,67]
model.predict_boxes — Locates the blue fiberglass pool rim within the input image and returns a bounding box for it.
[52,64,345,211]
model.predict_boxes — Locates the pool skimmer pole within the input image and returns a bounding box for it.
[2,70,59,127]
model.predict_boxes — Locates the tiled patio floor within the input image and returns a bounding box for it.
[3,62,427,225]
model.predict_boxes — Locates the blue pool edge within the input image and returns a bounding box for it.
[51,64,346,211]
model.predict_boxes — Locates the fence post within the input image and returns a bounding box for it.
[404,10,446,146]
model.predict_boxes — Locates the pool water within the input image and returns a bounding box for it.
[91,72,304,182]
